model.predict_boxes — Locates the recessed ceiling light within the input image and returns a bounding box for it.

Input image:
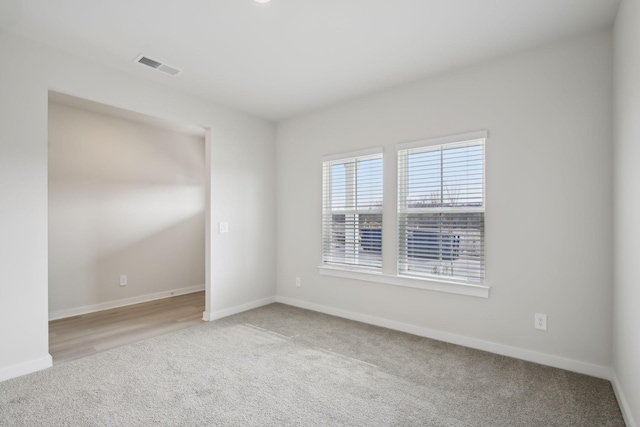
[254,0,270,3]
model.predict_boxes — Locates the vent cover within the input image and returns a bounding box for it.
[135,55,181,76]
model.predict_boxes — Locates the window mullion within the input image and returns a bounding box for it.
[439,148,444,262]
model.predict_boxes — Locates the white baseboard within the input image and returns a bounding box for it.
[49,284,205,321]
[611,369,637,427]
[275,296,611,380]
[202,296,277,321]
[0,354,52,382]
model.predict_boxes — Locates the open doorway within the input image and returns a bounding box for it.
[47,92,207,364]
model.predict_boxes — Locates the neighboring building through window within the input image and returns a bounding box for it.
[397,131,486,283]
[322,149,383,270]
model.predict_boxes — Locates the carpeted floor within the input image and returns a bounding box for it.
[0,303,625,426]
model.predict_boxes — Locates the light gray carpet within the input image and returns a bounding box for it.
[0,303,625,426]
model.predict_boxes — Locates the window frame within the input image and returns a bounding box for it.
[397,131,486,284]
[318,132,489,299]
[321,147,384,272]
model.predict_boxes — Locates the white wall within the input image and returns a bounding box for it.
[48,102,205,317]
[0,32,277,381]
[277,30,613,375]
[613,0,640,425]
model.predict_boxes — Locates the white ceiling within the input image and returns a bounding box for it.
[2,0,621,121]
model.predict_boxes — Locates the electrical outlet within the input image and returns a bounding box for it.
[120,275,127,286]
[534,313,547,330]
[295,277,301,287]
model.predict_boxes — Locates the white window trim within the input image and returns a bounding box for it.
[321,147,384,271]
[397,130,486,285]
[317,265,489,298]
[396,130,488,151]
[321,147,384,162]
[319,132,490,298]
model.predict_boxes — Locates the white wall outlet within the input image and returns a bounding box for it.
[120,275,127,286]
[219,222,229,233]
[295,276,301,287]
[534,313,547,330]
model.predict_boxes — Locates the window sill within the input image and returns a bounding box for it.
[317,266,489,298]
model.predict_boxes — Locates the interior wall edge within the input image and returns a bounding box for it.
[202,296,277,322]
[0,355,52,383]
[611,369,638,427]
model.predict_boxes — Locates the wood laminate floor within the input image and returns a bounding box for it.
[49,291,205,364]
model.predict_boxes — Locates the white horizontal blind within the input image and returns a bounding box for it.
[398,137,485,283]
[322,152,383,269]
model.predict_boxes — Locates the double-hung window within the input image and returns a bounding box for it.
[322,149,383,270]
[397,131,486,283]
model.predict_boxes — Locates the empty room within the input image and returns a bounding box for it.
[47,93,207,363]
[0,1,638,426]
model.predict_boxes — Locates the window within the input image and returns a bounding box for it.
[322,149,383,270]
[398,132,485,283]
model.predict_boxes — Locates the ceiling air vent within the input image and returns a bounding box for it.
[135,55,181,76]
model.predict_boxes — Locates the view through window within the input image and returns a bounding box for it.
[398,137,485,283]
[322,151,383,269]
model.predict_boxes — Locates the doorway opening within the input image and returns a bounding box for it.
[47,91,208,364]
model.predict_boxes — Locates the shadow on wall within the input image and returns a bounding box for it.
[94,211,206,303]
[48,183,207,313]
[48,100,206,314]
